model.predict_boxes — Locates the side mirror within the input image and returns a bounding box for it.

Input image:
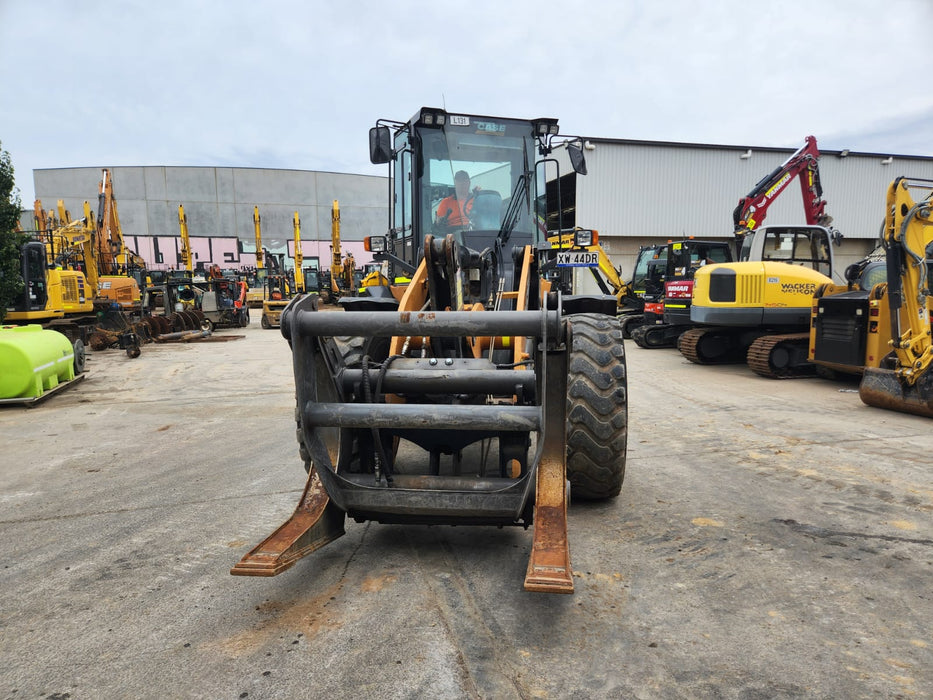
[369,126,392,164]
[844,263,861,284]
[567,142,587,176]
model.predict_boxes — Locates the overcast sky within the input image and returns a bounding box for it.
[2,0,932,207]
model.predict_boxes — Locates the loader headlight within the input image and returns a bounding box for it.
[574,229,597,247]
[532,118,559,136]
[417,108,447,128]
[365,236,387,253]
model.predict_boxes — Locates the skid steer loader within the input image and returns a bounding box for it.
[231,108,628,593]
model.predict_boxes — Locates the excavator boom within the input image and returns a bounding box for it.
[293,211,305,293]
[253,206,264,275]
[733,135,832,239]
[178,205,192,273]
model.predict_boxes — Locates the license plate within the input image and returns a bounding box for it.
[556,251,599,267]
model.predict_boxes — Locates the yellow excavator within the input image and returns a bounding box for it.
[858,177,933,418]
[177,204,193,274]
[679,136,841,378]
[6,199,142,364]
[543,229,627,302]
[540,228,667,332]
[94,169,143,309]
[323,200,354,303]
[293,211,305,294]
[245,206,266,308]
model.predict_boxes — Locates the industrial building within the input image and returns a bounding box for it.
[547,137,933,280]
[28,137,933,280]
[30,166,387,274]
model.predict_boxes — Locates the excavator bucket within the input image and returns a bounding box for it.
[859,367,933,419]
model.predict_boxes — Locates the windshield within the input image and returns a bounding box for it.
[759,227,832,277]
[413,117,540,244]
[670,241,731,275]
[631,247,666,290]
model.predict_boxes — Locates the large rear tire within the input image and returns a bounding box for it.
[565,314,627,500]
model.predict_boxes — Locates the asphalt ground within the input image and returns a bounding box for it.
[1,314,931,699]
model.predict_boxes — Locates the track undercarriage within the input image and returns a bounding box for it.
[679,327,816,379]
[631,323,688,349]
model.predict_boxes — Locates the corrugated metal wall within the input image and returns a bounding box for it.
[569,139,933,280]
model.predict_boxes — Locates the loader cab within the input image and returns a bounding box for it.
[370,108,584,283]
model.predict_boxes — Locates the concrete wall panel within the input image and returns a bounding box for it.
[164,167,220,203]
[232,168,317,205]
[143,167,167,201]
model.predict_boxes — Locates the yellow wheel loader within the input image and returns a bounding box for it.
[231,108,628,593]
[859,177,933,418]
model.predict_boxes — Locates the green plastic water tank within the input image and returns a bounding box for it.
[0,325,76,399]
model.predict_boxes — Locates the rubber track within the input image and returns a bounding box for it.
[678,327,749,365]
[565,314,628,500]
[678,328,707,365]
[619,314,645,339]
[746,333,814,379]
[632,324,680,349]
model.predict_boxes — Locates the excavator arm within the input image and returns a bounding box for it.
[881,178,933,383]
[733,136,832,238]
[178,205,192,273]
[330,200,343,296]
[96,170,120,274]
[293,211,305,293]
[545,229,632,303]
[253,206,264,276]
[859,177,933,417]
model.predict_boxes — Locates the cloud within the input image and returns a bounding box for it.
[3,0,933,206]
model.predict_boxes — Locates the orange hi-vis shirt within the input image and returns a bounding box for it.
[436,195,474,227]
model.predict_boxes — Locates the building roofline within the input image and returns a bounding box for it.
[32,164,387,179]
[581,136,933,161]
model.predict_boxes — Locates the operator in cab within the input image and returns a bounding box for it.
[435,170,475,229]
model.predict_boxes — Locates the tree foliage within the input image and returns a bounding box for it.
[0,142,27,322]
